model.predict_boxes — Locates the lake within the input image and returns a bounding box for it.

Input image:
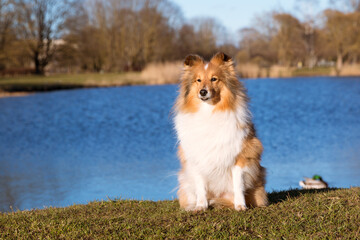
[0,77,359,212]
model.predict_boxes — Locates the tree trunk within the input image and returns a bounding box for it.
[336,51,343,76]
[34,52,44,75]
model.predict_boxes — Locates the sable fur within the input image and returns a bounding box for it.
[174,52,268,211]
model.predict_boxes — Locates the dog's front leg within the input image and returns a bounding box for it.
[193,172,208,211]
[232,165,247,210]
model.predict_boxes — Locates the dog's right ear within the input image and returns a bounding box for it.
[184,54,203,67]
[210,52,232,65]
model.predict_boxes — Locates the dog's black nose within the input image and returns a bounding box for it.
[200,89,208,96]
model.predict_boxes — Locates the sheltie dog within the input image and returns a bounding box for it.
[174,52,268,211]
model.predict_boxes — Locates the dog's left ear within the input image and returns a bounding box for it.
[184,54,204,67]
[210,52,232,65]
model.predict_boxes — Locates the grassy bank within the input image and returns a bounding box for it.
[292,66,332,77]
[1,188,359,239]
[1,63,360,96]
[0,72,144,93]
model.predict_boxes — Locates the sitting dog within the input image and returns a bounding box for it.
[174,52,268,211]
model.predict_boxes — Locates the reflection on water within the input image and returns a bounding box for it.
[0,77,359,211]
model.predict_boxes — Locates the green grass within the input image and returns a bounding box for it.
[1,188,359,239]
[292,67,332,77]
[0,73,144,92]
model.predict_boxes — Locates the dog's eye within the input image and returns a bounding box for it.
[197,79,201,82]
[211,77,217,82]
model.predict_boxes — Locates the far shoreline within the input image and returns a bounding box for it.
[0,91,33,98]
[1,73,360,99]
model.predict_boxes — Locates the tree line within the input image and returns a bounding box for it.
[238,1,360,74]
[0,0,359,75]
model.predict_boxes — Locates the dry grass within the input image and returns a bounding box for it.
[236,63,264,78]
[236,63,293,79]
[140,61,182,84]
[237,63,360,78]
[337,64,360,76]
[269,65,293,78]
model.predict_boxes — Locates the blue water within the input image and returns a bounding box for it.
[0,77,359,212]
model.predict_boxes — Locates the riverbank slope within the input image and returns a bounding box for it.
[1,188,359,239]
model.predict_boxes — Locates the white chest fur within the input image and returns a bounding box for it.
[175,102,249,176]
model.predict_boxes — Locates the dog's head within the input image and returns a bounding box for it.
[180,52,239,107]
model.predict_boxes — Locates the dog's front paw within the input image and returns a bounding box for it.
[235,204,247,211]
[193,205,208,212]
[193,200,208,212]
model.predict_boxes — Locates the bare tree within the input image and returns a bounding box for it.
[272,13,307,66]
[329,0,360,12]
[245,11,278,64]
[352,0,360,11]
[295,0,321,68]
[64,0,182,72]
[15,0,73,74]
[190,17,222,59]
[238,27,275,64]
[324,9,360,73]
[0,0,15,69]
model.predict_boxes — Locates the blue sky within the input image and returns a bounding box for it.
[172,0,330,34]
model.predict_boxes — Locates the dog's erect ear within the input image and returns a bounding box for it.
[184,54,204,67]
[210,52,232,65]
